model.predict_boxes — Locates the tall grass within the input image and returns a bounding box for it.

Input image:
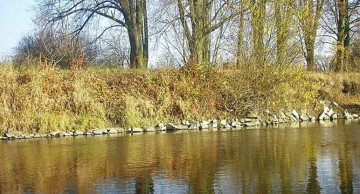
[1,62,357,134]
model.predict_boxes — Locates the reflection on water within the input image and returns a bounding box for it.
[0,120,360,193]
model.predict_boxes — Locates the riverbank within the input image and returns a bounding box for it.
[0,63,359,137]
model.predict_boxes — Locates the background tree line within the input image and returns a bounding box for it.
[13,0,360,72]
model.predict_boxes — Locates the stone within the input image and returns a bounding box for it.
[231,121,239,128]
[273,115,279,124]
[40,134,48,138]
[300,113,309,121]
[289,115,298,122]
[91,129,103,135]
[145,127,156,132]
[323,106,330,114]
[4,129,22,138]
[107,128,118,134]
[353,114,359,118]
[292,109,300,120]
[200,122,209,129]
[244,119,260,127]
[181,120,190,126]
[156,123,166,131]
[189,122,199,130]
[0,136,8,140]
[49,131,62,137]
[219,120,227,128]
[130,127,144,133]
[309,116,316,121]
[344,110,353,119]
[244,118,252,123]
[319,112,327,120]
[166,123,179,130]
[331,114,338,120]
[73,130,82,136]
[34,134,41,138]
[327,109,335,117]
[63,132,72,136]
[117,128,125,133]
[83,131,92,135]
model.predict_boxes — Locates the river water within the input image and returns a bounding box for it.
[0,120,360,193]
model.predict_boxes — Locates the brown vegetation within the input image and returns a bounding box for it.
[0,61,359,134]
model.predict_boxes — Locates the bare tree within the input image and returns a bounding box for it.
[39,0,149,69]
[13,28,96,68]
[296,0,325,71]
[175,0,238,67]
[321,0,360,71]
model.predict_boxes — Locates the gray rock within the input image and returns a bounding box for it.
[309,116,316,121]
[244,118,253,123]
[219,120,227,128]
[189,122,199,130]
[62,132,72,136]
[145,127,156,132]
[300,113,310,121]
[49,131,62,137]
[319,112,327,120]
[107,128,118,134]
[91,129,103,135]
[273,115,279,124]
[130,127,144,133]
[231,121,241,128]
[156,123,166,131]
[344,110,353,119]
[166,123,188,130]
[327,109,335,117]
[73,130,82,136]
[181,120,190,126]
[117,128,125,133]
[4,129,22,138]
[34,134,41,138]
[40,134,48,138]
[331,114,338,120]
[290,115,298,122]
[244,119,260,127]
[323,106,330,113]
[83,131,92,135]
[292,109,300,120]
[200,122,209,129]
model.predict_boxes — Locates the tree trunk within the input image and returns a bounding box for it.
[275,0,293,68]
[123,0,148,69]
[236,2,245,69]
[251,0,266,68]
[336,0,348,72]
[305,36,315,71]
[128,28,146,69]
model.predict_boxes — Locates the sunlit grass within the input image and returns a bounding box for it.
[0,61,359,134]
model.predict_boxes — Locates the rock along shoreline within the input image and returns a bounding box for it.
[1,103,359,141]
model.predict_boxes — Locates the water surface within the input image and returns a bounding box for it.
[0,120,360,193]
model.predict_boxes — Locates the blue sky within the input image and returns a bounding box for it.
[0,0,35,59]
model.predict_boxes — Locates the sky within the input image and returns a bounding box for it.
[0,0,35,60]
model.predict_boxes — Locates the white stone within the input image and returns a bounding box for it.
[292,109,300,119]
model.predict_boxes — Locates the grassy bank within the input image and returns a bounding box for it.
[0,63,359,134]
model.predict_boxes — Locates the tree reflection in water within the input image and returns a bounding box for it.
[0,120,359,193]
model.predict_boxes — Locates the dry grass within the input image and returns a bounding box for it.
[0,62,358,134]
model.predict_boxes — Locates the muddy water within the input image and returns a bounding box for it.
[0,120,360,193]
